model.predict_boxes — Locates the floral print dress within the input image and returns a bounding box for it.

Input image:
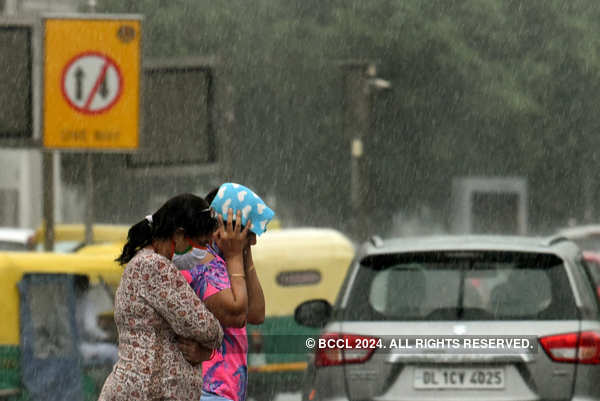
[98,248,223,401]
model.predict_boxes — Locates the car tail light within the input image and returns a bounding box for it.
[540,331,600,364]
[315,333,377,367]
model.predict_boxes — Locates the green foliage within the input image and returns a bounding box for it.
[100,0,600,234]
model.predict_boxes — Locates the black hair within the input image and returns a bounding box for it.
[205,187,219,205]
[116,193,218,265]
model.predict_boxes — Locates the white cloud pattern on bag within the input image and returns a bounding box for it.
[221,198,232,215]
[210,183,275,235]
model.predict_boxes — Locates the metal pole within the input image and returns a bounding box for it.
[342,62,372,241]
[350,137,365,239]
[84,153,94,244]
[83,0,96,245]
[42,151,55,251]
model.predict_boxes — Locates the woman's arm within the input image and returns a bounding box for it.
[204,245,265,327]
[244,246,265,324]
[139,254,223,350]
[204,209,251,328]
[203,255,248,328]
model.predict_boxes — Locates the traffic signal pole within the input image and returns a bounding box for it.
[342,62,374,242]
[341,62,390,242]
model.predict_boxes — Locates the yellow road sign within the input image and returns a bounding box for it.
[43,16,141,150]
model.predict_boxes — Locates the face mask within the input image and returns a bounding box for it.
[172,246,209,270]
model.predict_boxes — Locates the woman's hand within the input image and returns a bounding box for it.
[176,337,214,366]
[215,209,251,259]
[207,209,250,328]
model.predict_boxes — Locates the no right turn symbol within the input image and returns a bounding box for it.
[61,51,123,115]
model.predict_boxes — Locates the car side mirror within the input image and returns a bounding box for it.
[294,299,332,328]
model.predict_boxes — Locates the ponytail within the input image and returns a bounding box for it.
[116,217,153,265]
[115,193,217,266]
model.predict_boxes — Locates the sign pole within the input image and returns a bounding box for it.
[42,151,55,251]
[84,153,94,244]
[83,3,95,246]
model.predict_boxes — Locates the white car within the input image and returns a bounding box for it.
[296,235,600,401]
[0,227,36,251]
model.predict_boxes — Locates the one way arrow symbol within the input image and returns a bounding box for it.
[99,76,109,99]
[75,68,84,101]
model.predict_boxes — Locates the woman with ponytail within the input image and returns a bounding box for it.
[98,193,226,401]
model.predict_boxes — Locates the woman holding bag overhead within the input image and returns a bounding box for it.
[173,183,275,401]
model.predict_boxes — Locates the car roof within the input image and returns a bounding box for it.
[0,250,122,284]
[557,224,600,239]
[0,227,35,243]
[360,235,580,260]
[33,223,129,243]
[75,227,356,261]
[257,227,353,246]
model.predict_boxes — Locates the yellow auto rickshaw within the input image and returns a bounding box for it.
[16,227,354,401]
[0,250,123,400]
[246,228,355,400]
[33,224,129,253]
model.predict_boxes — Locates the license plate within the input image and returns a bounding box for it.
[414,367,505,389]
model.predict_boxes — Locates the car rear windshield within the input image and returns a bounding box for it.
[344,251,578,321]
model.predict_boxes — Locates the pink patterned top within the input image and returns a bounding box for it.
[180,245,248,401]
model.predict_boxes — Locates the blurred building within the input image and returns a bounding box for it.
[3,0,80,15]
[0,0,231,228]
